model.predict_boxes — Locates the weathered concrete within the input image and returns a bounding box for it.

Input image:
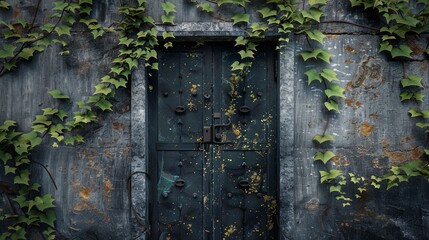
[1,0,429,239]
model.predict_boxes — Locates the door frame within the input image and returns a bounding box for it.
[130,39,295,240]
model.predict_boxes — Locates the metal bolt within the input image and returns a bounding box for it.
[163,91,169,97]
[193,193,198,198]
[162,192,168,198]
[257,92,263,97]
[227,193,232,198]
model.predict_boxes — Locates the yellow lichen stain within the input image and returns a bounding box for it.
[232,123,241,139]
[190,84,198,94]
[223,225,237,239]
[79,187,91,200]
[360,121,375,136]
[104,178,114,193]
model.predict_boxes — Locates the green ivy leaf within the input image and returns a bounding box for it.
[329,185,342,193]
[235,36,248,46]
[324,99,339,112]
[305,69,322,85]
[18,48,36,60]
[5,165,16,175]
[414,92,424,102]
[119,37,133,47]
[325,83,345,98]
[416,122,429,128]
[305,29,326,44]
[314,150,336,164]
[161,2,176,14]
[400,92,413,101]
[0,150,12,163]
[399,160,422,177]
[96,99,113,111]
[391,45,413,59]
[313,134,334,144]
[32,115,52,126]
[317,49,333,63]
[309,0,327,5]
[217,0,249,7]
[39,209,56,228]
[94,83,112,95]
[301,7,324,22]
[48,89,69,99]
[35,194,55,211]
[14,169,30,185]
[56,109,68,121]
[231,13,250,25]
[231,61,246,71]
[321,68,337,82]
[401,74,423,88]
[0,44,16,58]
[42,108,58,116]
[409,108,422,117]
[55,24,71,36]
[162,31,175,39]
[238,50,254,59]
[320,169,342,183]
[0,120,16,130]
[77,101,91,111]
[161,13,175,24]
[0,1,11,9]
[379,41,393,53]
[257,7,277,18]
[196,3,214,13]
[14,195,28,209]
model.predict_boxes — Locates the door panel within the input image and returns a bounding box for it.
[149,42,277,240]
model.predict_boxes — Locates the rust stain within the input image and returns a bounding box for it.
[355,101,362,107]
[112,121,125,131]
[73,201,96,212]
[382,139,422,163]
[345,98,354,107]
[369,112,379,119]
[305,198,319,210]
[79,187,91,200]
[104,178,114,193]
[344,59,352,64]
[344,45,356,54]
[410,147,422,159]
[326,34,338,40]
[360,121,375,136]
[406,38,425,56]
[104,149,113,160]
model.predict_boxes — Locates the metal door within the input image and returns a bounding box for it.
[148,42,278,240]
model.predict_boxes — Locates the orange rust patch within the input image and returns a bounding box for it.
[345,81,354,91]
[104,178,114,193]
[104,149,113,160]
[355,101,362,107]
[360,121,375,136]
[79,187,91,200]
[410,147,422,159]
[326,34,338,40]
[112,122,125,131]
[344,59,352,64]
[382,139,422,163]
[345,98,354,107]
[73,201,96,212]
[344,45,356,54]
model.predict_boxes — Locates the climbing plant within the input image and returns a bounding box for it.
[1,0,429,238]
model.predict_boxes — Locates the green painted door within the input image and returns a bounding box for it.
[148,42,278,240]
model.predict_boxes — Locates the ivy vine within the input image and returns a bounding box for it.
[1,0,429,238]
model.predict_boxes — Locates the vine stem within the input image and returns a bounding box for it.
[0,1,69,77]
[322,79,330,136]
[31,160,58,190]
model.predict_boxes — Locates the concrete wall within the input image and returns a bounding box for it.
[1,0,429,239]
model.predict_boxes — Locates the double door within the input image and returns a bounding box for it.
[148,42,278,240]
